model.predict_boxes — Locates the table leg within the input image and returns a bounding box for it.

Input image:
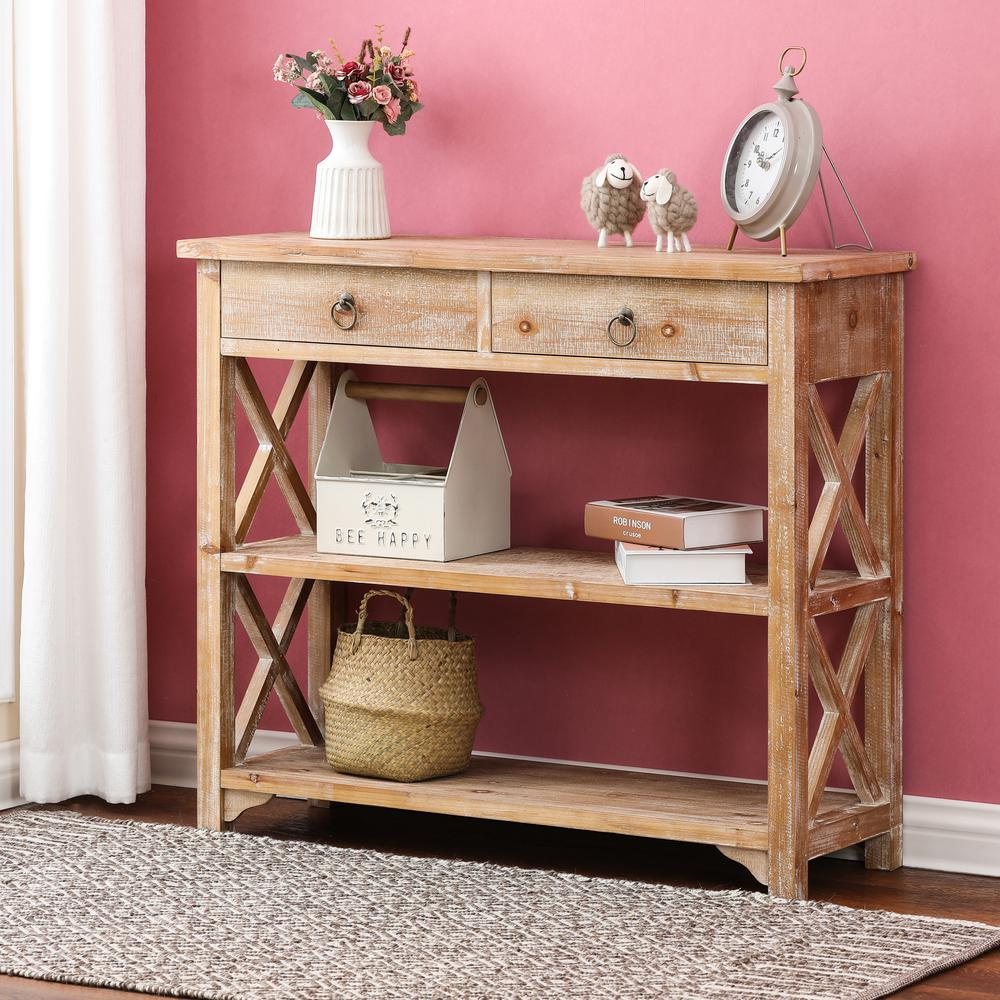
[767,283,811,899]
[196,260,235,830]
[865,275,904,870]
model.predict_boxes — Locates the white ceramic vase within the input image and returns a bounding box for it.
[310,120,391,239]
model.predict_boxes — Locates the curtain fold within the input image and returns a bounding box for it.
[13,0,149,802]
[1,1,15,708]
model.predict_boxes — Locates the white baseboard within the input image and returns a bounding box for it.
[0,739,24,810]
[150,720,293,789]
[901,795,1000,877]
[149,720,1000,878]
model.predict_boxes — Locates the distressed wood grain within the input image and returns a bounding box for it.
[221,746,873,851]
[807,275,893,382]
[195,260,235,831]
[234,360,315,544]
[492,271,767,365]
[766,283,811,899]
[178,233,916,283]
[184,236,909,897]
[223,538,771,615]
[306,361,342,809]
[864,273,905,871]
[221,336,771,384]
[222,261,478,350]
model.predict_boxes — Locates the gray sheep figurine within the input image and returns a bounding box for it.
[580,154,645,248]
[640,169,697,252]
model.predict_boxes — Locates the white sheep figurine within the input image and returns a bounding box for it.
[580,154,646,248]
[640,169,698,252]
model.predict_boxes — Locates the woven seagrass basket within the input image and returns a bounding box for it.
[320,589,483,782]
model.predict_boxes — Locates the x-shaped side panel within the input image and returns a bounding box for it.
[807,602,884,818]
[807,374,886,584]
[234,358,317,542]
[233,575,323,761]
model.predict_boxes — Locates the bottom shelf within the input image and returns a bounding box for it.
[221,746,889,854]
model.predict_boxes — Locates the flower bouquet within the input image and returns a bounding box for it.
[273,26,423,136]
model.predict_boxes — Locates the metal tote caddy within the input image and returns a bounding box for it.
[315,371,511,561]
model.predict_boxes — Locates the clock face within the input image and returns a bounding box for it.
[720,87,822,242]
[726,110,786,215]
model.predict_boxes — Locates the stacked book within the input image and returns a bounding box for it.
[584,495,765,585]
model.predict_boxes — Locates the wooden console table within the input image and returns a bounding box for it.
[177,234,913,899]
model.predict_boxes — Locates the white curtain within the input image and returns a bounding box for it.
[1,2,15,708]
[11,0,149,802]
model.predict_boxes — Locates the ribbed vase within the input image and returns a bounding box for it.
[310,120,391,240]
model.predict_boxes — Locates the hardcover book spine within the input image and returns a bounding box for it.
[584,505,686,548]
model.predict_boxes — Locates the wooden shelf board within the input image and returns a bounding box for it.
[222,536,889,617]
[178,233,916,283]
[223,537,770,615]
[221,746,881,852]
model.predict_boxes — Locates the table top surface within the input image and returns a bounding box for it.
[177,233,916,283]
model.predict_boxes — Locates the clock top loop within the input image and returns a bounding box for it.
[778,46,807,77]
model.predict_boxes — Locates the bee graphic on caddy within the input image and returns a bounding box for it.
[361,492,399,528]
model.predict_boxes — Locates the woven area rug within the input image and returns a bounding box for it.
[0,810,997,1000]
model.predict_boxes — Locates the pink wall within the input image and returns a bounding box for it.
[147,0,1000,803]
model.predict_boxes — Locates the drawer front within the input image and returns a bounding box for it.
[222,261,478,350]
[492,272,767,365]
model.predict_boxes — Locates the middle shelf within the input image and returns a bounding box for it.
[221,535,890,617]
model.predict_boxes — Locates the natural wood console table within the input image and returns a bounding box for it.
[178,234,914,899]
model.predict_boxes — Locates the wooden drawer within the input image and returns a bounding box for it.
[491,272,767,365]
[221,261,479,350]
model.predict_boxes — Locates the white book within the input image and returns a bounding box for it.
[614,541,752,586]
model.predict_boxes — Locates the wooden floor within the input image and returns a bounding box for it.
[2,786,998,999]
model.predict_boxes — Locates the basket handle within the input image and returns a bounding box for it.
[352,589,417,659]
[393,587,415,639]
[393,589,460,642]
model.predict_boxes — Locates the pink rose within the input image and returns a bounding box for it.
[347,80,373,104]
[335,60,363,82]
[372,85,392,106]
[387,62,406,85]
[272,54,300,84]
[383,98,401,124]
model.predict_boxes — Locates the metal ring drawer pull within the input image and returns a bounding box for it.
[607,307,636,347]
[331,292,358,331]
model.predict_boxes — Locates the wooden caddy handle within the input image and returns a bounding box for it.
[345,381,487,406]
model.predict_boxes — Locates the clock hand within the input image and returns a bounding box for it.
[755,146,784,171]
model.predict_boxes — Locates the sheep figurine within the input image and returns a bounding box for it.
[580,154,645,248]
[640,169,698,252]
